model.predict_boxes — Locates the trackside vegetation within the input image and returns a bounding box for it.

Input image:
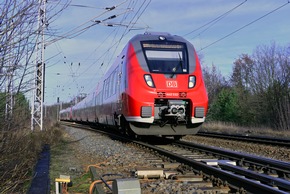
[203,42,289,131]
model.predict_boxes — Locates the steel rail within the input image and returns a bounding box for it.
[219,163,290,191]
[175,140,290,174]
[134,140,289,194]
[197,131,290,147]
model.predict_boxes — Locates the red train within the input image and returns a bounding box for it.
[59,32,208,139]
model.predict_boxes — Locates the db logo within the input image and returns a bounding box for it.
[166,81,178,88]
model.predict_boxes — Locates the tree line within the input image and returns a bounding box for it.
[203,42,290,131]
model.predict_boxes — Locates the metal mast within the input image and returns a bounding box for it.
[1,15,15,126]
[0,64,14,123]
[31,0,46,131]
[5,68,14,121]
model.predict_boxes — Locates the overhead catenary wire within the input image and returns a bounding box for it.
[45,0,129,46]
[43,1,134,101]
[49,1,130,10]
[82,0,138,88]
[104,0,152,73]
[63,8,133,40]
[198,1,290,51]
[84,0,151,90]
[68,0,152,92]
[190,0,248,40]
[183,0,247,38]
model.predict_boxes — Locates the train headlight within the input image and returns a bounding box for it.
[144,74,155,88]
[188,76,196,88]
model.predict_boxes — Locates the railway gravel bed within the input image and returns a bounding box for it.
[52,126,209,193]
[51,125,290,193]
[183,135,290,162]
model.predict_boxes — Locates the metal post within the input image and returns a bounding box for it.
[1,14,15,126]
[5,71,13,121]
[31,0,46,131]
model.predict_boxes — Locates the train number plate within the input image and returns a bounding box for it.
[166,80,178,88]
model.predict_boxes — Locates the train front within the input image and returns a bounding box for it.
[123,32,208,136]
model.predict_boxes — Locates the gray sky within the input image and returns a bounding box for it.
[42,0,290,104]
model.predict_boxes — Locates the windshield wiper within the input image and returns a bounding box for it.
[170,53,183,78]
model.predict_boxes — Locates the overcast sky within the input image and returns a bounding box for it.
[42,0,290,105]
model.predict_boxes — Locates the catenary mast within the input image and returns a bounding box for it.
[31,0,47,131]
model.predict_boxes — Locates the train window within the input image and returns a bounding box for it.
[99,91,103,104]
[112,70,117,95]
[106,80,110,98]
[109,75,113,97]
[103,79,109,99]
[103,80,106,99]
[108,70,117,98]
[142,41,188,74]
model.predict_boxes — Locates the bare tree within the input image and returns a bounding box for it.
[1,1,38,129]
[230,54,257,125]
[230,42,290,130]
[231,54,254,91]
[252,43,290,130]
[0,0,69,130]
[202,63,227,104]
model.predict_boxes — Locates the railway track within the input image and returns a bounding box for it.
[61,122,290,193]
[135,136,290,193]
[197,131,290,147]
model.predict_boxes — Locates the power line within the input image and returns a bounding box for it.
[183,0,247,37]
[104,0,152,72]
[44,0,151,103]
[198,1,290,51]
[45,0,129,46]
[49,1,130,10]
[62,0,151,92]
[43,1,131,100]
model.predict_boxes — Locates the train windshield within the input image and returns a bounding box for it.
[142,41,188,74]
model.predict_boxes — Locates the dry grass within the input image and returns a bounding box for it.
[201,121,290,138]
[0,124,64,193]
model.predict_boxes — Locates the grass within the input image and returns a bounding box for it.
[0,124,63,193]
[49,129,94,193]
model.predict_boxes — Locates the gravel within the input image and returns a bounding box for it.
[183,135,290,162]
[51,126,290,193]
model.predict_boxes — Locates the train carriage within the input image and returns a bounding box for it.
[60,32,208,138]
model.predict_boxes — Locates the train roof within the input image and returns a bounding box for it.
[128,32,189,44]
